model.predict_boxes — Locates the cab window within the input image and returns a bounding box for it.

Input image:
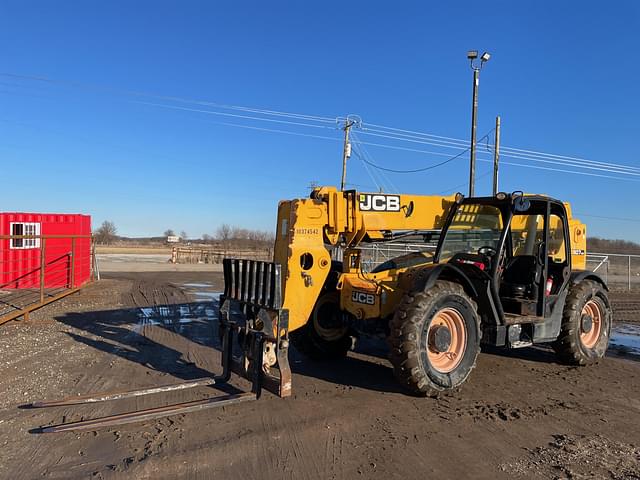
[548,214,567,264]
[510,214,544,257]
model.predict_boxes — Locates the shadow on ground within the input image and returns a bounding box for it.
[52,300,408,396]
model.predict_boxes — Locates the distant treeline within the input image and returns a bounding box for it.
[588,237,640,255]
[203,224,275,250]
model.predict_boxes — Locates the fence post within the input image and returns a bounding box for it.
[91,238,96,281]
[40,238,46,303]
[629,255,632,291]
[70,237,76,288]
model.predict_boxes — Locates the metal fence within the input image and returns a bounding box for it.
[587,252,640,291]
[356,243,640,291]
[171,246,272,264]
[357,243,437,271]
[0,234,95,325]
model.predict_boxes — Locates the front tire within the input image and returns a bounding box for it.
[290,292,352,360]
[553,280,611,365]
[388,280,481,397]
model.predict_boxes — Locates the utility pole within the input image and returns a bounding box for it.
[340,118,355,191]
[467,50,491,197]
[493,115,501,196]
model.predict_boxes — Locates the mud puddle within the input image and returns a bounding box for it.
[609,323,640,357]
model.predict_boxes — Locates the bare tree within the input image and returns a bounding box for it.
[216,224,232,242]
[94,220,117,245]
[202,233,212,243]
[164,229,175,237]
[180,230,188,241]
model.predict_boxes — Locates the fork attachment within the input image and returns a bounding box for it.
[220,258,292,398]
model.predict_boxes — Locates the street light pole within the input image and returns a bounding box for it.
[467,50,490,197]
[469,67,479,197]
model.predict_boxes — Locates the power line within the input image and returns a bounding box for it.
[360,125,469,149]
[574,213,640,223]
[363,118,640,175]
[3,70,639,182]
[135,100,338,130]
[356,131,492,174]
[360,126,640,177]
[351,131,399,193]
[200,120,342,142]
[477,157,640,182]
[357,129,471,151]
[499,152,640,177]
[495,144,640,174]
[362,121,470,145]
[357,127,639,178]
[0,72,340,125]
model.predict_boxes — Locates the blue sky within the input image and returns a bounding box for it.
[0,1,638,239]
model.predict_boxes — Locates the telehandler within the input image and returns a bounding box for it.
[218,185,610,397]
[31,186,611,432]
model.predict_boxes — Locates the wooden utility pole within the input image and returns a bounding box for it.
[340,118,355,191]
[493,115,501,195]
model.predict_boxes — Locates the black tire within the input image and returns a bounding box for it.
[290,291,352,360]
[388,280,481,397]
[553,280,611,365]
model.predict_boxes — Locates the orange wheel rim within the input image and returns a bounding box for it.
[427,307,467,373]
[580,299,602,349]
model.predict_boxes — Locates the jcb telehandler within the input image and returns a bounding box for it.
[31,186,611,432]
[218,186,611,397]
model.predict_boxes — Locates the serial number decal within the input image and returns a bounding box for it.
[572,249,586,255]
[358,193,401,212]
[295,228,320,235]
[351,290,375,305]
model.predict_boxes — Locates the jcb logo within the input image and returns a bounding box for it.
[352,290,375,305]
[359,194,401,212]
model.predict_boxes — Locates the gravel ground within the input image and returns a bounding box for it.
[0,272,638,479]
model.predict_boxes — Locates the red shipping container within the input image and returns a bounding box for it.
[0,213,91,289]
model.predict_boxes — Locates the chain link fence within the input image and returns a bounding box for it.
[587,253,640,291]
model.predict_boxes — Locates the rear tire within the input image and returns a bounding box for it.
[553,280,611,365]
[388,280,481,397]
[290,292,352,360]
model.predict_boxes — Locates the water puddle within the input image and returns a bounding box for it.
[134,300,220,344]
[180,282,220,303]
[193,291,220,301]
[609,323,640,357]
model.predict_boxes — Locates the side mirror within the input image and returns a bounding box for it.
[514,196,531,212]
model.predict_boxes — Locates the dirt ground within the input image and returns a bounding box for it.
[1,272,639,479]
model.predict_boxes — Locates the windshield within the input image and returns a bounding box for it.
[438,203,504,261]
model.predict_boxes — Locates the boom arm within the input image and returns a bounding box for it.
[273,186,455,331]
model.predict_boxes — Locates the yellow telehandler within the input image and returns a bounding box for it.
[219,185,609,398]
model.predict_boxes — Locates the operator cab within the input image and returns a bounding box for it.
[434,192,572,323]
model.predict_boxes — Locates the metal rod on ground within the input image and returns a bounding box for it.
[31,377,217,407]
[340,118,354,191]
[493,115,501,196]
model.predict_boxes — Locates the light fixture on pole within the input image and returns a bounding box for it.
[467,50,490,197]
